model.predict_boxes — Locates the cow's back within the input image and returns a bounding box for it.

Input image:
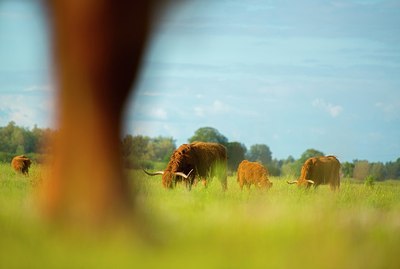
[237,160,270,189]
[237,160,249,182]
[308,156,340,188]
[11,155,31,175]
[190,142,227,189]
[191,142,227,171]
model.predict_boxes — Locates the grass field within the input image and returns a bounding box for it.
[1,163,400,269]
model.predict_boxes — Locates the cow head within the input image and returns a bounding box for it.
[287,158,314,187]
[258,179,273,189]
[24,158,32,168]
[143,169,193,188]
[287,179,315,187]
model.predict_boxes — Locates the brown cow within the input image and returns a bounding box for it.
[237,160,272,190]
[11,155,32,176]
[287,155,341,190]
[144,142,228,190]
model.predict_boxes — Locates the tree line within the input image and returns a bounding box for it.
[121,126,400,181]
[0,121,54,163]
[1,123,399,180]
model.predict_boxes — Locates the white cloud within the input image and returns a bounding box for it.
[375,101,400,121]
[150,108,168,120]
[23,85,51,92]
[0,93,53,127]
[141,91,164,97]
[194,106,205,117]
[310,127,326,135]
[194,99,231,117]
[312,98,343,118]
[212,100,230,113]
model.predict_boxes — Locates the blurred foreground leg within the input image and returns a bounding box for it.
[42,0,152,225]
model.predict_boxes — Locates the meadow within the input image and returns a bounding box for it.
[1,163,400,269]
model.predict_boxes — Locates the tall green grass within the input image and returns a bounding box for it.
[1,165,399,269]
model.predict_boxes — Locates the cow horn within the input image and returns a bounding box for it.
[287,180,298,184]
[143,169,164,176]
[174,169,194,179]
[306,180,315,184]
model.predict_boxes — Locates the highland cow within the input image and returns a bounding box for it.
[287,155,341,190]
[11,155,32,176]
[237,160,272,190]
[144,142,228,190]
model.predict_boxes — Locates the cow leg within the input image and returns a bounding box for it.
[42,1,153,225]
[330,183,339,191]
[220,178,228,191]
[219,167,228,191]
[186,179,192,191]
[191,175,198,190]
[239,183,244,190]
[246,182,251,190]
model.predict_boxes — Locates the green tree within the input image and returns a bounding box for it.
[281,156,297,177]
[369,162,385,181]
[285,155,295,163]
[11,127,25,153]
[121,135,134,159]
[299,149,324,164]
[121,135,176,169]
[385,158,400,180]
[226,141,246,172]
[149,136,176,162]
[247,144,272,167]
[353,160,370,181]
[0,121,16,153]
[268,158,283,176]
[31,126,55,154]
[188,127,228,146]
[341,161,355,178]
[121,135,152,168]
[0,122,55,162]
[364,175,376,187]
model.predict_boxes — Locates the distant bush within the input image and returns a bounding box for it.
[364,175,376,187]
[0,152,15,163]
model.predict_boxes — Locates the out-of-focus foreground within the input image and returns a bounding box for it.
[1,164,399,269]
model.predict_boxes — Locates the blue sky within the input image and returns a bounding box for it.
[1,0,399,162]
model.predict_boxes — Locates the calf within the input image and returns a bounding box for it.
[237,160,272,190]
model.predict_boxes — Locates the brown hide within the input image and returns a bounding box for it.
[297,156,341,190]
[237,160,272,190]
[11,155,32,176]
[162,142,227,190]
[42,1,156,224]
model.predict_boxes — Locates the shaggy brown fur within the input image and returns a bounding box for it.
[237,160,272,190]
[11,155,32,176]
[160,142,227,190]
[290,156,341,190]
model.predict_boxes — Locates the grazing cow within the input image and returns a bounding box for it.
[237,160,273,190]
[11,155,32,176]
[287,155,341,190]
[144,142,228,190]
[41,1,163,224]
